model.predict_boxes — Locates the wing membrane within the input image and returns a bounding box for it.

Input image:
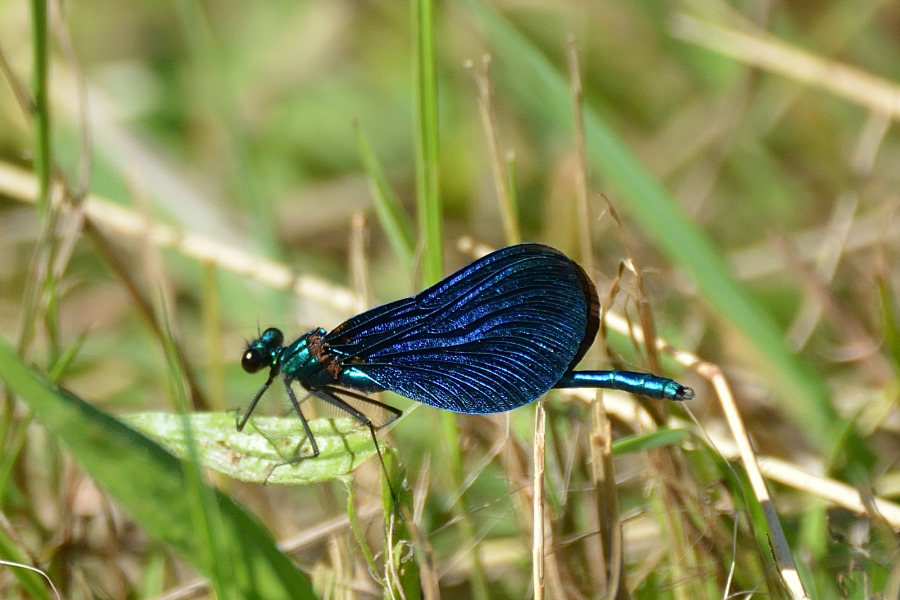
[325,244,599,413]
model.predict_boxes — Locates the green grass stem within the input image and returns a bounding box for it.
[413,0,443,284]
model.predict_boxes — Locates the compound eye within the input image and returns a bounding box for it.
[241,348,265,373]
[263,328,284,345]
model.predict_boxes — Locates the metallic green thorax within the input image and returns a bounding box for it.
[242,327,383,392]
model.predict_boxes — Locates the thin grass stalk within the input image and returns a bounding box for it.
[532,400,546,600]
[413,0,443,283]
[202,262,225,411]
[415,2,489,597]
[469,56,520,245]
[30,0,50,218]
[566,40,593,274]
[148,234,234,600]
[568,39,631,598]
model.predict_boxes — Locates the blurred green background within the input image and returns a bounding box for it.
[2,0,900,599]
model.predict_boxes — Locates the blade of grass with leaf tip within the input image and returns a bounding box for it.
[0,336,315,600]
[354,123,416,264]
[462,1,858,461]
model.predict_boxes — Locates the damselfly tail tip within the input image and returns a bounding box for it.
[675,385,695,401]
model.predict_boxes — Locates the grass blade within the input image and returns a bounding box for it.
[30,0,50,217]
[611,428,691,455]
[354,123,416,263]
[413,0,443,284]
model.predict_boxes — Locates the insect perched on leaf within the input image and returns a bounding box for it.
[239,243,693,466]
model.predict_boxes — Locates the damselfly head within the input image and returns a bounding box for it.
[242,327,284,374]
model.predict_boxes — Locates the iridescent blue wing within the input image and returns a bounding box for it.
[324,244,600,414]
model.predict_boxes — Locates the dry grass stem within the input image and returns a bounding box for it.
[671,14,900,119]
[0,160,362,316]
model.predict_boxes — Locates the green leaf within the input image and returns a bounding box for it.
[125,412,382,485]
[0,335,316,600]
